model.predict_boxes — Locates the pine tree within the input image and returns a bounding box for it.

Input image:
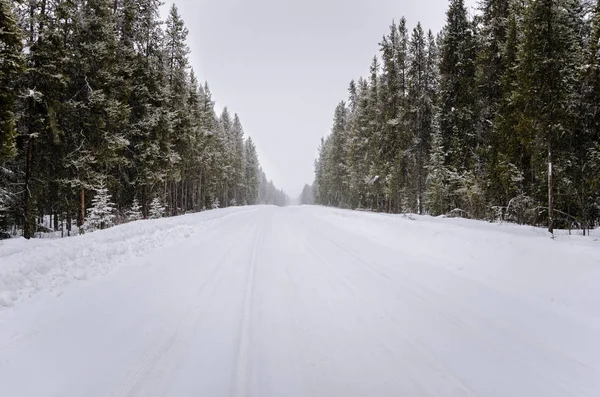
[164,3,190,214]
[514,0,584,232]
[85,181,116,231]
[425,130,451,215]
[231,114,246,204]
[59,0,130,228]
[407,23,438,214]
[379,22,401,206]
[493,10,526,210]
[346,78,372,208]
[0,0,25,163]
[578,0,600,230]
[366,56,385,210]
[476,0,514,211]
[439,0,479,171]
[299,184,314,205]
[328,102,350,207]
[244,138,260,205]
[127,199,143,221]
[118,0,171,217]
[149,197,166,219]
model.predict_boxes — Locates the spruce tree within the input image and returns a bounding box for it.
[407,23,434,214]
[127,199,143,221]
[85,181,116,231]
[426,130,451,215]
[439,0,479,171]
[149,197,166,219]
[244,138,260,205]
[514,0,584,232]
[0,0,24,163]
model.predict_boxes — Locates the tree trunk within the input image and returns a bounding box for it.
[548,130,554,234]
[66,208,71,237]
[23,135,34,239]
[181,180,185,212]
[199,172,203,210]
[80,186,85,227]
[142,185,148,219]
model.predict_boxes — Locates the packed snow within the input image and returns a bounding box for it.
[1,205,599,396]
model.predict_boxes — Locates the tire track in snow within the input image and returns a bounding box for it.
[230,219,264,397]
[110,221,256,397]
[299,228,472,397]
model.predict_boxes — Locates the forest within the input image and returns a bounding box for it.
[312,0,600,234]
[0,0,287,238]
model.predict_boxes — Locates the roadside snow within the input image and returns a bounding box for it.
[0,207,256,308]
[309,207,600,315]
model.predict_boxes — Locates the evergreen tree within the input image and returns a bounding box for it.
[439,0,479,171]
[366,56,385,210]
[493,9,527,212]
[407,23,438,214]
[231,114,246,205]
[127,199,143,221]
[476,0,514,212]
[85,181,116,231]
[244,138,260,205]
[346,78,372,208]
[299,184,314,205]
[164,3,190,214]
[328,102,350,207]
[149,197,166,219]
[0,0,24,163]
[514,0,584,232]
[425,130,451,215]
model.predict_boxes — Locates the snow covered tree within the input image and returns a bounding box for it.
[127,199,143,222]
[514,0,584,232]
[439,0,479,171]
[346,78,372,208]
[299,184,314,205]
[149,197,166,219]
[231,114,246,204]
[425,130,451,215]
[0,0,24,163]
[407,23,439,214]
[244,138,260,205]
[85,181,116,231]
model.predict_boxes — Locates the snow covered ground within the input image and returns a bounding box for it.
[1,205,599,396]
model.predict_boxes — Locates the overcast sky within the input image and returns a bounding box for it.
[161,0,463,197]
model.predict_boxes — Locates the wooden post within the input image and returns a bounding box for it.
[80,186,85,227]
[548,130,554,235]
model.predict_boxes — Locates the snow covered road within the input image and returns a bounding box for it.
[1,206,600,396]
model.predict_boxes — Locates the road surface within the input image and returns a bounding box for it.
[1,206,599,396]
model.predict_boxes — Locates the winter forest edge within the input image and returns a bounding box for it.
[0,0,288,238]
[309,0,600,235]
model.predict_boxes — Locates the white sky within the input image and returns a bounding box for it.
[161,0,466,197]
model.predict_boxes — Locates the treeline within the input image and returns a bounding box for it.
[298,184,315,205]
[314,0,600,233]
[0,0,286,238]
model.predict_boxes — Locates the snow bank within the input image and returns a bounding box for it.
[307,206,600,321]
[0,207,256,309]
